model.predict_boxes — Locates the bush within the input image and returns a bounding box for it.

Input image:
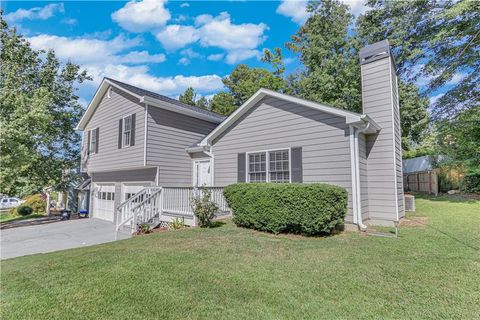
[224,183,348,236]
[191,187,218,227]
[23,194,47,213]
[16,205,33,216]
[462,172,480,193]
[169,217,186,230]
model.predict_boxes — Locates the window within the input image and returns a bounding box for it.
[269,150,290,183]
[89,129,97,154]
[248,149,290,183]
[122,115,132,148]
[248,152,267,182]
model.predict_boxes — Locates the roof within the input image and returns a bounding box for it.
[76,78,225,130]
[197,88,381,147]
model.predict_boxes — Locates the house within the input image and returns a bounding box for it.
[76,40,404,231]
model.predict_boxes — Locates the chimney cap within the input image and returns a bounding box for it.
[359,39,392,65]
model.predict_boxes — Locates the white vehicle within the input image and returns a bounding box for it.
[0,197,24,209]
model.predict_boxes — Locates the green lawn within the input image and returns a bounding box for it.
[0,212,45,223]
[1,195,479,319]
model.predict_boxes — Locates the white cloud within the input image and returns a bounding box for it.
[27,34,141,64]
[178,57,190,65]
[180,2,190,8]
[85,64,224,97]
[430,93,444,106]
[119,51,166,64]
[4,3,64,23]
[276,1,309,24]
[154,12,267,63]
[155,25,199,51]
[342,0,369,16]
[197,12,267,51]
[111,0,171,33]
[207,53,224,61]
[226,49,260,64]
[276,0,368,24]
[180,48,202,59]
[61,18,78,26]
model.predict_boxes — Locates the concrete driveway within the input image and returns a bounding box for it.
[1,218,130,260]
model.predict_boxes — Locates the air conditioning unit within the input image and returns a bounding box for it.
[404,194,415,212]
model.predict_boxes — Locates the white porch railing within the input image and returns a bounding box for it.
[116,186,230,233]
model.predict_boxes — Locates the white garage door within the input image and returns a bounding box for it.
[122,183,152,202]
[93,184,115,222]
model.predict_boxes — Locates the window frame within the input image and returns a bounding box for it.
[89,128,98,154]
[122,114,133,148]
[246,148,292,183]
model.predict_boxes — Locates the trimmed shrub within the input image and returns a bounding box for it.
[23,194,47,213]
[224,183,348,236]
[462,172,480,193]
[191,187,219,227]
[16,205,33,216]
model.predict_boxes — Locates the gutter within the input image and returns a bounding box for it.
[354,122,371,231]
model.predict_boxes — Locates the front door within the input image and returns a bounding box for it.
[195,160,212,186]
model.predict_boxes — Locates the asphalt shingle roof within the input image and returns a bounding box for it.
[105,77,226,122]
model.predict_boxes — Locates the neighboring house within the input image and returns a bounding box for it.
[77,40,404,230]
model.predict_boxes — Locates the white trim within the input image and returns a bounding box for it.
[349,125,358,224]
[389,59,400,222]
[121,114,132,148]
[192,158,213,187]
[89,128,98,155]
[245,147,292,183]
[143,104,148,166]
[200,89,380,146]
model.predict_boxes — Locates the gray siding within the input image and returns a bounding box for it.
[82,87,145,172]
[359,133,369,219]
[362,57,403,222]
[91,167,157,183]
[146,106,218,187]
[211,96,355,221]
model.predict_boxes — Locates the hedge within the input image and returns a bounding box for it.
[462,172,480,193]
[223,183,348,236]
[16,205,33,216]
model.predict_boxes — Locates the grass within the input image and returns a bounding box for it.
[1,195,479,319]
[0,212,45,223]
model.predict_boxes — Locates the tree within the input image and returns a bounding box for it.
[179,87,196,106]
[436,107,480,168]
[357,0,480,120]
[195,96,209,110]
[208,62,285,116]
[286,0,362,112]
[0,15,90,196]
[210,92,236,116]
[398,81,430,150]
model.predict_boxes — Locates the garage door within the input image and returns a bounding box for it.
[121,183,152,203]
[93,184,115,222]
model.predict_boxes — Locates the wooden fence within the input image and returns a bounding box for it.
[403,170,438,195]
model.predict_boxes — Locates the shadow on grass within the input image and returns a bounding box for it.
[413,193,479,204]
[205,221,226,228]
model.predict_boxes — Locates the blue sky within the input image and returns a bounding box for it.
[3,1,448,107]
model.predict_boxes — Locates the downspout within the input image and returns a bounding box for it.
[354,122,371,231]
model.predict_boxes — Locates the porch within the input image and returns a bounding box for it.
[116,186,230,233]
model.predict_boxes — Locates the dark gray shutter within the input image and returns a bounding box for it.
[130,113,136,146]
[237,153,246,183]
[87,130,91,155]
[118,118,123,149]
[95,128,99,154]
[291,147,303,183]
